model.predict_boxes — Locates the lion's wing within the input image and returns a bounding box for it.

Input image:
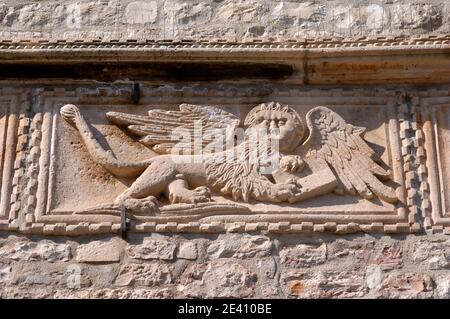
[106,104,241,155]
[303,106,398,203]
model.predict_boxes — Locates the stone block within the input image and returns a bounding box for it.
[372,273,434,299]
[0,238,71,262]
[178,260,257,298]
[281,270,367,298]
[412,239,450,270]
[115,263,172,287]
[76,239,122,263]
[124,1,158,24]
[126,238,177,261]
[258,257,277,279]
[0,264,11,285]
[280,244,327,268]
[435,274,450,298]
[177,241,198,260]
[207,234,272,259]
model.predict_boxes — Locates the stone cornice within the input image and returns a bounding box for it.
[1,34,450,52]
[1,35,450,84]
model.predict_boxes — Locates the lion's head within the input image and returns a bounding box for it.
[204,102,305,202]
[244,102,305,153]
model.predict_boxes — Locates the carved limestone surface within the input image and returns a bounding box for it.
[2,85,422,235]
[59,101,398,217]
[420,91,450,234]
[0,90,29,231]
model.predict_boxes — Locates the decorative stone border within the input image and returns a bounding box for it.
[419,90,450,234]
[0,88,30,231]
[0,35,450,51]
[10,84,420,235]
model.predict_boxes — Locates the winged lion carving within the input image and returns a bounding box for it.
[60,102,398,216]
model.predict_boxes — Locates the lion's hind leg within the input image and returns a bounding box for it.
[114,156,178,214]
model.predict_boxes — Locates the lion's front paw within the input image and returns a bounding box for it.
[121,196,159,215]
[60,104,82,126]
[169,186,211,204]
[270,183,302,202]
[280,155,305,173]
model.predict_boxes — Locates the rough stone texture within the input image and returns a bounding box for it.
[435,274,450,298]
[412,239,450,270]
[0,286,175,299]
[0,263,11,284]
[11,262,92,288]
[0,234,448,298]
[115,263,172,287]
[61,287,174,299]
[126,238,177,261]
[1,0,450,40]
[258,257,277,279]
[280,244,327,268]
[356,242,403,270]
[178,260,257,298]
[281,270,367,298]
[83,264,120,288]
[177,241,198,260]
[328,238,403,270]
[207,234,272,259]
[76,239,121,263]
[371,273,434,299]
[124,1,158,25]
[1,0,450,301]
[0,237,71,262]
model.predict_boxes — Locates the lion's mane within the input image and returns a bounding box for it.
[204,138,279,202]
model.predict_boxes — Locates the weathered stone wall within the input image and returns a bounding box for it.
[1,0,450,300]
[0,0,449,40]
[0,233,449,299]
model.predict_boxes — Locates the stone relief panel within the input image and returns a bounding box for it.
[18,85,420,235]
[0,89,29,231]
[420,91,450,234]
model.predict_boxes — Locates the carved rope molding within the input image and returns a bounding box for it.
[0,85,425,235]
[1,35,450,50]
